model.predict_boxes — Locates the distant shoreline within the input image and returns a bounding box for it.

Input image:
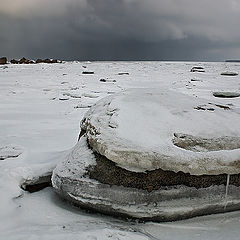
[225,60,240,62]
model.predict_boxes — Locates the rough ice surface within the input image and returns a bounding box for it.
[81,88,240,175]
[52,136,97,181]
[0,145,23,160]
[1,61,240,239]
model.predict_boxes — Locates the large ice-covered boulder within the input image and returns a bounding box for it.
[52,88,240,221]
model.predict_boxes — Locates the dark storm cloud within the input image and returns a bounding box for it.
[1,0,240,60]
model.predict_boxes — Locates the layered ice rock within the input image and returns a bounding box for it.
[52,88,240,221]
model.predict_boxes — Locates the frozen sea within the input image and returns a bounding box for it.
[0,61,240,240]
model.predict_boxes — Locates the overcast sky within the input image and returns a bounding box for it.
[1,0,240,61]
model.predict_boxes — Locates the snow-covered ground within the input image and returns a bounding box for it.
[0,61,240,240]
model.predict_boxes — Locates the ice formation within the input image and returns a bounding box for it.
[52,88,240,221]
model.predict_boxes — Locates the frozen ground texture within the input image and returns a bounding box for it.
[1,61,240,239]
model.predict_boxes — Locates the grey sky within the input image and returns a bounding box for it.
[1,0,240,61]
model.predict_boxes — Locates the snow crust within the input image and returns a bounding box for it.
[82,88,240,175]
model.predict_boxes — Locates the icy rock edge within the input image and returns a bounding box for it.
[52,136,240,222]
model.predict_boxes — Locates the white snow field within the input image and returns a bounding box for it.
[0,61,240,239]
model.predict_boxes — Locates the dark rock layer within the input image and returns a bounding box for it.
[87,150,240,191]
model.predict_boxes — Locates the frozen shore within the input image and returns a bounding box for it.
[1,61,240,239]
